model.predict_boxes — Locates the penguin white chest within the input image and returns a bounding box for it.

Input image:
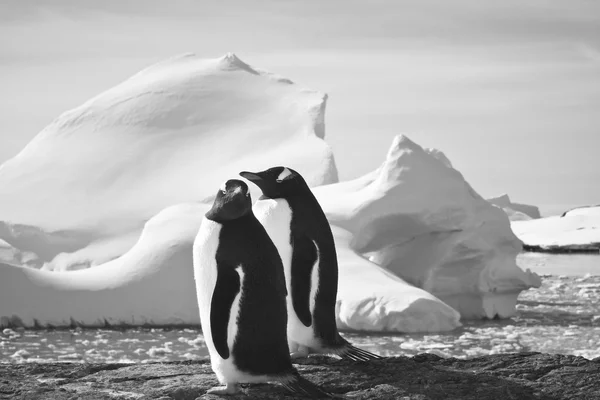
[192,217,244,383]
[253,199,319,348]
[252,198,293,271]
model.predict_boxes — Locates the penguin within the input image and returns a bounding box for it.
[239,167,383,362]
[193,179,334,397]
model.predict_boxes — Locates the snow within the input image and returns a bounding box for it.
[0,53,539,332]
[0,239,41,269]
[512,206,600,251]
[487,194,541,221]
[333,226,461,332]
[0,203,206,328]
[0,52,337,271]
[314,135,541,319]
[0,201,461,332]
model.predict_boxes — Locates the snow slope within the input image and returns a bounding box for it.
[513,206,600,252]
[314,135,541,319]
[0,53,337,271]
[0,202,461,333]
[487,194,541,221]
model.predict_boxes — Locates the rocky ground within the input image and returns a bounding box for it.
[1,352,599,400]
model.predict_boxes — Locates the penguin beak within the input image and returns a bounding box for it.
[239,171,264,183]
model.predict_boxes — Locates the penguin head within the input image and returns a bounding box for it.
[206,179,252,222]
[239,166,308,199]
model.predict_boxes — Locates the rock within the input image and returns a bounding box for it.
[0,353,598,399]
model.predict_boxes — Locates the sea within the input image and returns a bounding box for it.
[1,252,599,363]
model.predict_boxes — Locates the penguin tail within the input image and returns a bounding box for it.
[335,343,385,362]
[278,373,336,399]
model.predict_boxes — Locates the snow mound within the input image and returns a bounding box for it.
[0,203,460,333]
[487,194,541,221]
[0,53,338,271]
[513,206,600,252]
[0,203,206,328]
[314,135,542,319]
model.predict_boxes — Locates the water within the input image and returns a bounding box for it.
[517,252,600,276]
[2,253,599,363]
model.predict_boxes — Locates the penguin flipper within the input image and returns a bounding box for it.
[291,234,319,327]
[210,261,241,359]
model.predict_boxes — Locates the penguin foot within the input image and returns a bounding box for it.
[290,345,310,360]
[207,383,241,395]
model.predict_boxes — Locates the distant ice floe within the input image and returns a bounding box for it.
[0,53,540,332]
[513,206,600,252]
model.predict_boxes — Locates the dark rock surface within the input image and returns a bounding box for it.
[1,352,599,400]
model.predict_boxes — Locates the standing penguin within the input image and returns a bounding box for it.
[240,167,382,362]
[193,179,333,397]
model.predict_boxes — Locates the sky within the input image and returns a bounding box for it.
[1,0,599,216]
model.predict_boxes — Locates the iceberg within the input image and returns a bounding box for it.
[0,53,536,330]
[0,204,205,328]
[334,226,460,332]
[314,135,541,319]
[0,54,460,332]
[0,53,337,271]
[513,206,600,252]
[487,194,541,221]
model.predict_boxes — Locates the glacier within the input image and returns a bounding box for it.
[0,53,539,331]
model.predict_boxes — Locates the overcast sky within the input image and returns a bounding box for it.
[1,0,599,215]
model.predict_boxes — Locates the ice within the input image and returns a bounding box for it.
[0,203,207,327]
[512,206,600,251]
[0,203,461,332]
[0,53,538,331]
[333,226,461,332]
[487,194,541,221]
[0,53,337,271]
[314,135,541,318]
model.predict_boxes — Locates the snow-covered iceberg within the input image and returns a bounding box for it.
[513,206,600,252]
[314,135,541,319]
[0,53,337,271]
[487,194,541,221]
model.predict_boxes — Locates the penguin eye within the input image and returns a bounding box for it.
[220,189,227,195]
